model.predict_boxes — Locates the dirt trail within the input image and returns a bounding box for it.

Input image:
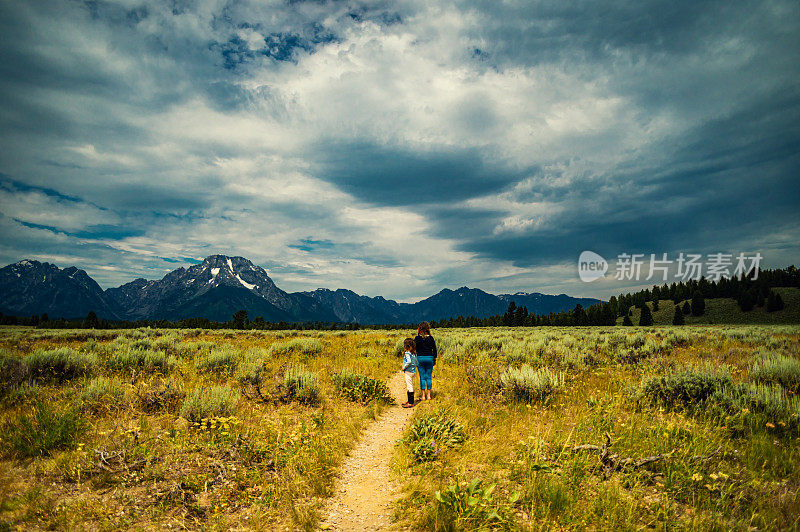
[319,372,417,531]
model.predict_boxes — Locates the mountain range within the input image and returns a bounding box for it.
[0,255,601,324]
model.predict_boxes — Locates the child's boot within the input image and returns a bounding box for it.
[402,391,414,408]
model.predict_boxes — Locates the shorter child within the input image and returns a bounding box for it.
[401,337,418,408]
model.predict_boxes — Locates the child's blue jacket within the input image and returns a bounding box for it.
[402,350,418,372]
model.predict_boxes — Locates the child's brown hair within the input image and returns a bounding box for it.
[403,337,416,354]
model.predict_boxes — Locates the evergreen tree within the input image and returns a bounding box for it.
[232,309,249,329]
[83,310,99,329]
[623,314,633,326]
[682,301,691,315]
[691,291,705,316]
[639,303,654,326]
[672,305,685,325]
[652,298,659,311]
[502,302,516,326]
[767,291,785,312]
[737,288,756,312]
[573,304,588,326]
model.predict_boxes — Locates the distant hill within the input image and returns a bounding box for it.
[621,287,800,325]
[0,255,601,323]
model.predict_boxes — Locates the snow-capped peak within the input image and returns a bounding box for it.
[227,257,233,272]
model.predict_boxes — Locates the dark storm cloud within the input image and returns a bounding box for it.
[451,93,800,267]
[311,141,533,206]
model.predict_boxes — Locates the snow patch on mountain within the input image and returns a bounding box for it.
[227,258,233,272]
[236,274,255,290]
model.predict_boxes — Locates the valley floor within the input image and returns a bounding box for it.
[0,325,799,530]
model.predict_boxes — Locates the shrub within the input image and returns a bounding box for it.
[106,348,177,373]
[0,349,28,395]
[664,330,691,347]
[750,353,800,392]
[332,370,393,404]
[135,378,186,414]
[713,382,800,434]
[405,414,467,463]
[432,479,503,529]
[500,365,564,404]
[153,333,181,354]
[636,365,732,410]
[562,349,590,369]
[3,405,86,458]
[267,338,324,357]
[196,347,240,374]
[81,376,124,411]
[393,338,406,357]
[24,348,97,382]
[281,366,321,406]
[463,335,504,353]
[180,385,239,423]
[236,353,265,389]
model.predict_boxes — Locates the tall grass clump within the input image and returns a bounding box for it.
[235,350,266,388]
[664,330,692,348]
[635,364,732,410]
[106,348,177,373]
[135,378,185,414]
[500,365,564,404]
[81,376,125,411]
[405,414,467,463]
[179,385,239,423]
[3,405,86,458]
[196,347,240,374]
[24,348,97,382]
[0,349,27,395]
[750,353,800,392]
[713,382,800,435]
[464,363,503,399]
[463,334,504,353]
[267,338,324,357]
[332,370,393,404]
[394,338,406,357]
[282,366,321,405]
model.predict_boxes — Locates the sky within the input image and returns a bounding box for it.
[0,0,798,302]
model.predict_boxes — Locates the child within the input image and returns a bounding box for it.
[401,337,418,408]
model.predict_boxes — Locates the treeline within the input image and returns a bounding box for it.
[0,310,410,331]
[431,266,797,328]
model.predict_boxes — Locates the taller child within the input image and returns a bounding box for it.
[414,321,437,401]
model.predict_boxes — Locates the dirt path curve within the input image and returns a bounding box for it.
[319,372,416,531]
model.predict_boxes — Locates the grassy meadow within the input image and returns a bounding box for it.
[1,324,799,530]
